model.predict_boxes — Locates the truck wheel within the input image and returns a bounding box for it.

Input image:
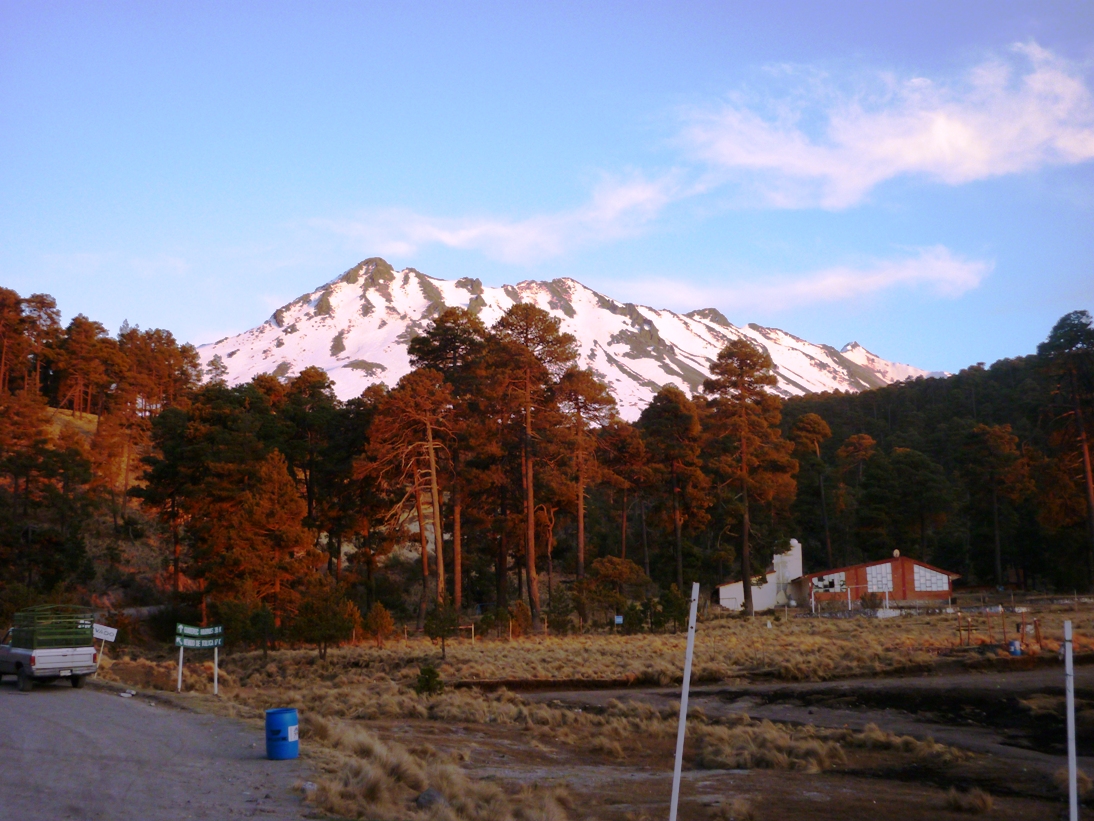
[17,667,33,692]
[70,674,84,688]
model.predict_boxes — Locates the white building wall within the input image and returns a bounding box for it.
[717,540,802,612]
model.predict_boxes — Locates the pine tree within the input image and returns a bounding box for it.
[638,385,708,590]
[791,413,834,566]
[959,424,1032,587]
[557,367,616,578]
[1038,310,1094,587]
[492,304,576,630]
[703,339,797,616]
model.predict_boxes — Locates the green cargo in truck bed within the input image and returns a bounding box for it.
[12,605,94,649]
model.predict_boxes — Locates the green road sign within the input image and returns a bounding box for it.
[176,623,223,637]
[175,635,223,648]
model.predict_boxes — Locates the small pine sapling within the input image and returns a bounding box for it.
[364,602,395,648]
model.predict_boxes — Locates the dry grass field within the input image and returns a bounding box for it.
[96,603,1094,820]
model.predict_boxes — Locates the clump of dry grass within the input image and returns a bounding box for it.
[943,787,993,813]
[692,718,969,774]
[300,714,572,821]
[693,719,845,773]
[834,723,972,765]
[1053,767,1093,798]
[97,656,236,693]
[708,797,754,821]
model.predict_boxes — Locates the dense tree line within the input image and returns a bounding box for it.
[2,282,1092,637]
[783,311,1094,592]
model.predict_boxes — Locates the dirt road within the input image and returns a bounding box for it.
[0,679,311,821]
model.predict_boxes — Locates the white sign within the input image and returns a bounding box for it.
[93,623,118,642]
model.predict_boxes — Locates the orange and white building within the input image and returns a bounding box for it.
[790,553,959,609]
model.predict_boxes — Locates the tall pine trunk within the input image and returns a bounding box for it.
[576,451,586,578]
[414,470,430,631]
[453,485,463,610]
[425,422,446,602]
[741,431,754,617]
[620,487,628,560]
[671,462,683,589]
[523,375,542,630]
[1072,375,1094,590]
[815,441,832,567]
[992,483,1004,587]
[640,497,650,578]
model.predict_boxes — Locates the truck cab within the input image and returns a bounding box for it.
[0,606,98,692]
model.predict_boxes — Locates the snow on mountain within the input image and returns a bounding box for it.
[839,341,946,384]
[197,258,940,421]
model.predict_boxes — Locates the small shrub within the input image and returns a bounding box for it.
[709,797,754,821]
[1054,767,1093,798]
[415,664,444,696]
[363,602,395,648]
[860,592,883,610]
[546,586,575,635]
[510,600,532,637]
[660,585,689,632]
[622,603,645,635]
[943,787,993,813]
[293,577,359,660]
[424,599,459,658]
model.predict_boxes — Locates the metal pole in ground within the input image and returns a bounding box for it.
[668,582,700,821]
[213,646,219,696]
[177,646,184,693]
[1066,620,1078,821]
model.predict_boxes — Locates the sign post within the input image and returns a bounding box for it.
[1066,620,1078,821]
[175,624,224,694]
[668,582,700,821]
[92,623,118,676]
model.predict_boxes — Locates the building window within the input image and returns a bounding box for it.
[866,563,893,593]
[913,565,948,592]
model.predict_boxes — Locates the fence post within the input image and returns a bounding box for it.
[668,582,700,821]
[1066,620,1078,821]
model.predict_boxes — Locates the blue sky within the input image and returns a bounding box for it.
[2,1,1093,372]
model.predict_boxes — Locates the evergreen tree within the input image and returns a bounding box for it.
[703,339,797,616]
[492,304,577,630]
[557,367,616,578]
[638,385,708,590]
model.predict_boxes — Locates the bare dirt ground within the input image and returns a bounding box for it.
[0,678,312,821]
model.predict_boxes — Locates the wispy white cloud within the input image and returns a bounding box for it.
[312,173,682,265]
[310,44,1092,267]
[681,43,1094,208]
[629,246,992,312]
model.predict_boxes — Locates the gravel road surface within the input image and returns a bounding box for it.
[0,679,312,820]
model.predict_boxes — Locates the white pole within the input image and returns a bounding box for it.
[177,646,184,693]
[213,646,219,696]
[847,587,851,612]
[669,582,700,821]
[1066,620,1078,821]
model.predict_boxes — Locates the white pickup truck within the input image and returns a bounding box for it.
[0,605,98,692]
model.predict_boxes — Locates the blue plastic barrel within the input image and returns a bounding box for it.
[265,708,299,760]
[1008,639,1022,657]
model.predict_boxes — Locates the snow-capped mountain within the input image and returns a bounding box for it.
[198,258,942,421]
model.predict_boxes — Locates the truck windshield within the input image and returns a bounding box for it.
[1,630,10,645]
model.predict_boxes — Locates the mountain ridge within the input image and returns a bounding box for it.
[198,258,944,420]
